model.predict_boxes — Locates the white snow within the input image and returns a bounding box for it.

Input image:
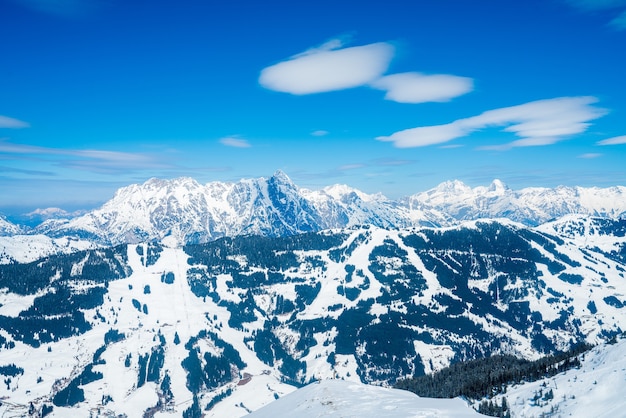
[246,379,483,418]
[0,234,96,264]
[480,337,626,418]
[1,213,626,416]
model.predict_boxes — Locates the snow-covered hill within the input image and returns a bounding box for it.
[0,235,97,264]
[0,243,296,417]
[473,337,626,417]
[2,173,624,253]
[248,379,483,418]
[0,218,625,416]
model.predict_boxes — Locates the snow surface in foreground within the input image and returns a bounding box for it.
[247,379,483,418]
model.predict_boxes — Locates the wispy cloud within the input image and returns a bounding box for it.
[564,0,626,29]
[0,116,30,129]
[290,157,416,187]
[565,0,626,11]
[609,10,626,29]
[0,139,168,174]
[59,150,166,174]
[259,38,394,95]
[10,0,103,17]
[311,130,329,137]
[219,136,251,148]
[377,96,607,149]
[597,134,626,145]
[370,157,415,166]
[338,163,365,171]
[370,72,473,103]
[578,153,603,159]
[0,165,54,176]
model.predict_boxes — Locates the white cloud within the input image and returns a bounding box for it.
[597,135,626,145]
[370,72,473,103]
[311,130,329,137]
[0,115,30,129]
[259,39,395,95]
[219,136,251,148]
[377,123,466,148]
[578,153,603,158]
[377,96,607,149]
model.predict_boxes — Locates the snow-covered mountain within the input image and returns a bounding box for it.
[408,179,626,225]
[32,171,425,247]
[16,207,85,228]
[4,172,621,251]
[0,217,625,416]
[0,215,22,236]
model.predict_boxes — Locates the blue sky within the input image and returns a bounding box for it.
[1,0,626,214]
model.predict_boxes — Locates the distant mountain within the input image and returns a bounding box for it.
[0,215,22,236]
[1,218,624,416]
[5,172,622,250]
[408,179,626,225]
[19,207,85,227]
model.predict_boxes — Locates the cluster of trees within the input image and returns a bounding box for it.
[52,363,103,407]
[395,343,592,416]
[0,363,23,377]
[136,242,163,267]
[137,344,165,388]
[182,330,246,394]
[184,232,344,274]
[252,322,307,385]
[0,246,134,347]
[368,239,427,302]
[478,398,510,417]
[0,246,131,295]
[180,330,248,417]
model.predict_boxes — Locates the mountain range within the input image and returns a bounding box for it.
[1,171,625,253]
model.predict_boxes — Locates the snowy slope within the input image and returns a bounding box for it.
[1,219,625,416]
[0,215,22,236]
[474,337,626,418]
[247,379,483,418]
[0,234,97,264]
[0,243,297,417]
